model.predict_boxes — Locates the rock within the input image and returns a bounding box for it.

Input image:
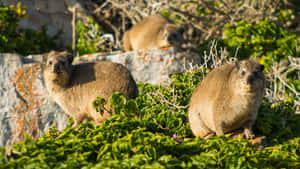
[74,47,202,85]
[0,53,68,147]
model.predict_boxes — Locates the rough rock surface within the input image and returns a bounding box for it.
[74,47,202,85]
[1,0,88,46]
[0,53,68,147]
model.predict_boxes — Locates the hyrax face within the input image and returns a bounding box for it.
[163,24,184,47]
[188,60,265,139]
[233,60,265,93]
[43,51,73,87]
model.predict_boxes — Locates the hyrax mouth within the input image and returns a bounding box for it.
[247,74,255,85]
[50,67,69,86]
[247,71,264,85]
[53,63,64,74]
[54,69,61,74]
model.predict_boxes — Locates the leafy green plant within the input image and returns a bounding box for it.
[1,68,300,168]
[93,96,107,115]
[0,3,60,55]
[254,98,300,144]
[223,18,300,68]
[278,9,294,26]
[0,3,25,53]
[76,17,103,55]
[93,93,139,117]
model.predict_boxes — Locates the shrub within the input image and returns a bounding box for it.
[0,3,26,53]
[254,98,300,144]
[223,18,300,68]
[76,17,104,55]
[0,3,59,56]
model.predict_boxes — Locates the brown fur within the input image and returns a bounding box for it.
[123,14,184,51]
[188,60,265,139]
[43,51,139,128]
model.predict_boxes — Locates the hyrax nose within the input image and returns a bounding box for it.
[54,64,61,74]
[247,75,255,84]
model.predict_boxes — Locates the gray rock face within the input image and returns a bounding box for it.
[0,54,23,147]
[0,53,68,147]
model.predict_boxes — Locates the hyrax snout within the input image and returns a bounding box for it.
[123,14,184,51]
[43,51,139,128]
[188,60,265,139]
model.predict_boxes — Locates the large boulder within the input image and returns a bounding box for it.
[74,48,201,84]
[0,53,68,147]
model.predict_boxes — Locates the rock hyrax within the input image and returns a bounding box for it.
[188,60,265,139]
[123,14,184,52]
[43,51,139,128]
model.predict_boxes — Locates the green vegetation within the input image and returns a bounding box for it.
[254,98,300,144]
[0,3,59,56]
[223,18,300,68]
[76,17,104,55]
[1,70,299,168]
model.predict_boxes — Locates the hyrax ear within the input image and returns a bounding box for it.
[234,61,241,70]
[258,64,265,72]
[41,53,48,65]
[62,51,74,64]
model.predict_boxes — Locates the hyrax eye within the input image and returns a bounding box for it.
[48,61,52,65]
[241,71,246,76]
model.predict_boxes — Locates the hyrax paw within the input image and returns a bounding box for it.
[244,129,255,139]
[72,122,79,129]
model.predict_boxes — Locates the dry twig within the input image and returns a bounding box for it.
[82,0,285,52]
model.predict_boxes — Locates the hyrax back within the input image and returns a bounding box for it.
[43,51,139,128]
[123,14,184,51]
[188,60,265,139]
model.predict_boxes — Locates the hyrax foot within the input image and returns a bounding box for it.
[243,120,255,139]
[215,122,225,136]
[72,119,83,129]
[244,128,255,139]
[71,113,89,128]
[72,122,79,129]
[203,133,216,139]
